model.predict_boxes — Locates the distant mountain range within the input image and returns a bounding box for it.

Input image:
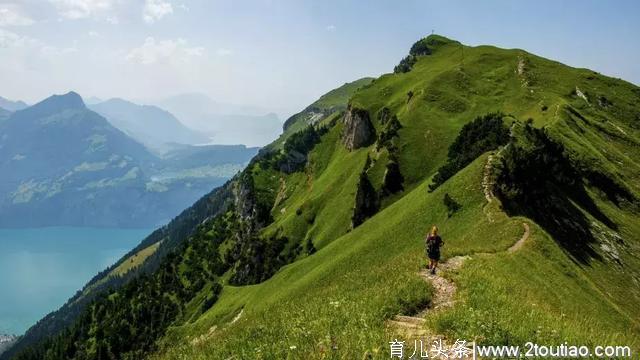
[155,93,283,146]
[0,97,28,112]
[0,92,258,227]
[89,98,210,153]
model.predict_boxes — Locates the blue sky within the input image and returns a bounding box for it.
[1,0,639,117]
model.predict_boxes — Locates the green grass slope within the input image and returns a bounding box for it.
[150,36,640,359]
[154,155,522,359]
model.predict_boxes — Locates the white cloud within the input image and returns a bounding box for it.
[125,37,203,65]
[0,28,78,56]
[88,30,100,37]
[326,24,336,32]
[0,28,37,48]
[216,48,232,56]
[49,0,115,20]
[0,5,35,26]
[143,0,173,24]
[41,44,78,56]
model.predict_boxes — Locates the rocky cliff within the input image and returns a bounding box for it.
[341,106,375,150]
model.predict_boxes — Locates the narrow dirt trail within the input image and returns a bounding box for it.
[481,145,509,223]
[387,256,468,339]
[387,222,530,342]
[508,222,530,253]
[482,153,497,203]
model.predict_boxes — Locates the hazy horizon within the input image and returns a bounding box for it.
[3,91,288,122]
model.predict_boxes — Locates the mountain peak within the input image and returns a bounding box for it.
[99,97,136,107]
[395,34,461,73]
[410,34,459,55]
[424,34,459,47]
[51,91,85,108]
[15,91,86,119]
[39,91,85,109]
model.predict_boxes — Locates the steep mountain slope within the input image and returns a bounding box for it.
[8,35,640,359]
[148,35,640,357]
[89,98,209,153]
[0,92,256,228]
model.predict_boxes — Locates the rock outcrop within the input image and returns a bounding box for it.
[233,173,265,236]
[341,106,375,151]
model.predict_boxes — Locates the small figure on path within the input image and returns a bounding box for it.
[425,225,444,274]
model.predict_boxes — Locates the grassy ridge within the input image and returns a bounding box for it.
[152,35,640,358]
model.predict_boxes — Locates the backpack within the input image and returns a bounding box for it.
[427,236,439,253]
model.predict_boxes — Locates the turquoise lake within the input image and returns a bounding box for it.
[0,227,152,335]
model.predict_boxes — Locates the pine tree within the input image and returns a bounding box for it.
[351,171,379,228]
[381,159,404,195]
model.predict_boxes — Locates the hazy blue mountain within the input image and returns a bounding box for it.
[0,97,28,112]
[90,98,210,153]
[155,93,283,146]
[0,107,10,121]
[0,92,258,228]
[83,96,103,105]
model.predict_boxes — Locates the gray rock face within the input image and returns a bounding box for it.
[233,179,256,226]
[232,174,267,237]
[341,106,375,151]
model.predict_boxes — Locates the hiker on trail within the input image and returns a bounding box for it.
[425,225,444,274]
